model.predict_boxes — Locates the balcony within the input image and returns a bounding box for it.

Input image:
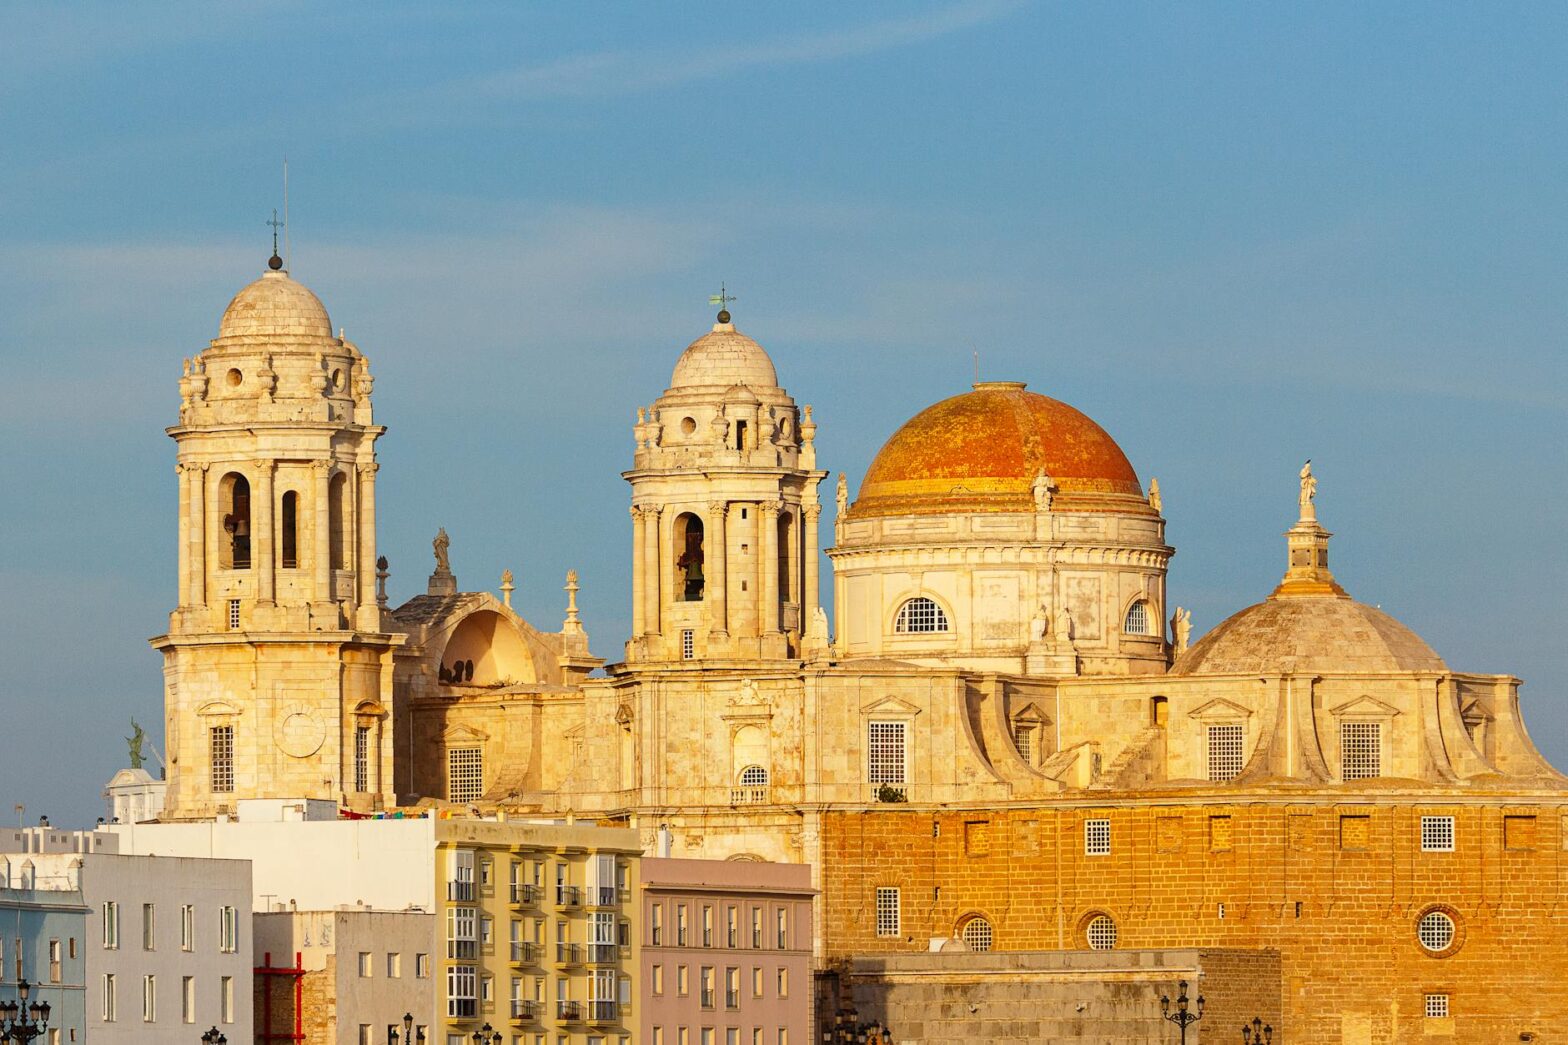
[588,886,618,907]
[556,885,581,908]
[587,942,618,965]
[557,1001,583,1023]
[588,1000,619,1023]
[557,942,584,966]
[726,988,740,1010]
[510,883,540,906]
[700,988,715,1009]
[729,786,769,805]
[447,880,476,901]
[510,1000,539,1022]
[510,941,541,965]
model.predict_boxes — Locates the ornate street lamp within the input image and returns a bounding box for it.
[388,1013,426,1044]
[471,1024,498,1045]
[1241,1016,1274,1044]
[0,980,52,1045]
[200,1028,228,1045]
[1159,979,1204,1044]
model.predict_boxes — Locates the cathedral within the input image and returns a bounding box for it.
[154,252,1568,1039]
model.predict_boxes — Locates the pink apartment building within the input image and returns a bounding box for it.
[641,858,814,1045]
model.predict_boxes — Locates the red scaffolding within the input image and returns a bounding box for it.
[255,950,306,1043]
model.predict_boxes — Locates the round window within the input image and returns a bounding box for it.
[1085,914,1117,950]
[960,917,993,952]
[681,416,697,435]
[226,368,243,387]
[331,368,344,390]
[1417,909,1456,953]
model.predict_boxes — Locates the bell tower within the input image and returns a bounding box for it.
[622,306,828,663]
[153,251,403,820]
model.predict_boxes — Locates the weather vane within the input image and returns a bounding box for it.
[267,208,285,266]
[709,283,737,319]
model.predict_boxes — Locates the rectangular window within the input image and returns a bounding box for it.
[751,907,762,949]
[182,976,195,1024]
[700,966,715,1008]
[103,973,116,1021]
[677,965,690,996]
[874,888,900,937]
[1206,723,1244,782]
[358,951,373,977]
[1425,993,1449,1017]
[387,952,401,978]
[142,904,156,950]
[867,721,907,784]
[143,975,156,1022]
[1421,815,1455,853]
[682,629,695,660]
[181,905,194,951]
[48,939,60,982]
[1084,819,1111,856]
[210,726,235,793]
[751,967,763,998]
[677,905,690,946]
[219,906,238,953]
[652,965,664,995]
[416,953,430,978]
[1014,725,1033,764]
[1340,721,1381,780]
[221,976,234,1023]
[702,904,714,947]
[652,904,664,946]
[359,1027,372,1045]
[447,906,479,959]
[102,901,119,949]
[447,965,478,1019]
[725,966,739,1009]
[775,908,787,950]
[354,725,370,793]
[448,747,484,803]
[776,968,788,998]
[228,598,241,630]
[727,906,738,948]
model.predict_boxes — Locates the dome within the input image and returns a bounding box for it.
[670,320,778,389]
[1172,596,1446,676]
[217,268,333,341]
[851,381,1146,519]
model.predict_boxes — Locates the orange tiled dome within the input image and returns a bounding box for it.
[850,382,1149,519]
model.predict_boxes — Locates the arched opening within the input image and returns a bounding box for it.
[280,491,299,569]
[1150,695,1168,728]
[218,472,251,569]
[674,513,705,601]
[959,916,994,952]
[440,610,538,687]
[328,471,350,570]
[776,511,793,602]
[894,596,949,634]
[1124,600,1152,635]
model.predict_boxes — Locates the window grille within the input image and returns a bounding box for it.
[1417,910,1455,952]
[1123,601,1151,635]
[1421,816,1455,853]
[867,722,907,784]
[1014,725,1033,764]
[1207,724,1245,782]
[894,597,949,633]
[739,765,768,787]
[681,629,695,660]
[209,727,235,794]
[1424,994,1449,1018]
[448,747,484,803]
[874,888,900,937]
[353,726,370,793]
[228,599,241,630]
[1084,819,1111,856]
[1340,721,1381,780]
[960,917,993,952]
[1085,914,1117,950]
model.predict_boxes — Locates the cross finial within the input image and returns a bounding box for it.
[708,283,737,322]
[266,209,285,269]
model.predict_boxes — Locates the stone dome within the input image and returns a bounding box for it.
[670,321,779,389]
[217,268,333,341]
[850,381,1147,519]
[1172,595,1446,676]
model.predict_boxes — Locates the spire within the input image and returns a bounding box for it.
[1272,460,1346,599]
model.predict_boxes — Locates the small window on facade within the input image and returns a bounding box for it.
[210,726,235,793]
[1421,816,1455,853]
[1123,601,1151,635]
[1085,914,1117,950]
[739,766,768,788]
[867,721,907,785]
[960,917,993,952]
[1424,993,1449,1017]
[894,597,949,634]
[1013,725,1034,764]
[328,470,350,570]
[1417,910,1456,952]
[1340,721,1381,780]
[874,888,900,937]
[353,726,370,793]
[1206,724,1244,782]
[682,629,695,660]
[1084,819,1111,856]
[228,599,241,630]
[448,747,484,803]
[280,491,299,568]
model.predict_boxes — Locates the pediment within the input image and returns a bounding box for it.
[859,695,922,718]
[1187,698,1253,720]
[196,700,240,717]
[1328,695,1401,718]
[1011,699,1051,725]
[1460,699,1492,726]
[443,723,490,743]
[353,699,389,718]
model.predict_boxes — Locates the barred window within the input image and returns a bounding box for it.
[1417,910,1455,952]
[894,597,949,634]
[1084,819,1111,856]
[681,629,695,660]
[1013,725,1034,764]
[353,726,370,793]
[960,917,993,952]
[1421,816,1455,853]
[1207,724,1244,782]
[1340,721,1381,780]
[874,888,900,937]
[1123,601,1152,635]
[739,766,768,787]
[228,598,241,630]
[448,747,484,803]
[867,721,907,784]
[1424,993,1449,1017]
[1085,914,1117,950]
[209,726,235,793]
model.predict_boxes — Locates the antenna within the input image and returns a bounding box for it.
[283,156,290,269]
[973,350,980,384]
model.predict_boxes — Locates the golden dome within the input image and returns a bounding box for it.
[217,268,333,341]
[670,320,778,389]
[1172,596,1445,676]
[850,381,1148,519]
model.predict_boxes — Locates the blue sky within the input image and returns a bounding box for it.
[2,2,1564,826]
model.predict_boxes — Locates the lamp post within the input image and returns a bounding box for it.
[1159,979,1204,1044]
[470,1024,498,1045]
[200,1027,228,1045]
[1241,1016,1274,1044]
[821,1005,894,1044]
[0,979,52,1045]
[388,1013,426,1044]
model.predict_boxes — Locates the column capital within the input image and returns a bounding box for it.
[802,503,822,522]
[760,500,784,516]
[707,501,729,517]
[358,461,380,477]
[312,459,334,477]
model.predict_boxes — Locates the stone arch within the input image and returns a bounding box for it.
[674,512,705,601]
[218,471,251,569]
[441,609,540,686]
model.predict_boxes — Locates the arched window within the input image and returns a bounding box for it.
[674,513,705,601]
[960,916,994,952]
[328,471,350,570]
[1085,913,1117,950]
[280,491,298,569]
[218,472,251,570]
[1124,600,1152,635]
[738,766,769,787]
[776,511,793,601]
[895,597,949,634]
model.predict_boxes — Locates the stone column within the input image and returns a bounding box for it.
[630,507,646,637]
[189,463,208,608]
[176,463,190,608]
[642,505,662,637]
[356,462,380,628]
[707,501,728,637]
[803,503,821,625]
[314,461,333,604]
[255,461,275,604]
[760,501,781,635]
[659,509,677,633]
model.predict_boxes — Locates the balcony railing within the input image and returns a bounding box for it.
[447,940,478,960]
[557,1001,583,1022]
[510,883,540,906]
[556,885,581,908]
[510,1000,539,1022]
[511,941,541,965]
[588,886,618,907]
[729,786,770,805]
[557,942,583,966]
[871,783,908,803]
[447,880,475,901]
[587,942,618,965]
[726,988,740,1009]
[588,1000,619,1023]
[700,988,715,1009]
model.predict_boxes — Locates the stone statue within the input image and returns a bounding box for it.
[1032,470,1054,512]
[1054,604,1074,644]
[125,719,146,771]
[433,528,451,573]
[1299,460,1317,518]
[1028,605,1048,644]
[1171,607,1192,655]
[836,473,848,515]
[1148,477,1162,514]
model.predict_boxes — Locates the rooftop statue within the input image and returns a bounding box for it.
[125,718,146,771]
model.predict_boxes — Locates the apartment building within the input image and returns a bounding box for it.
[0,854,89,1043]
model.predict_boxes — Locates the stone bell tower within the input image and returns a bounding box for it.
[153,251,403,820]
[622,305,828,663]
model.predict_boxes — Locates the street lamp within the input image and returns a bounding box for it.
[0,979,52,1045]
[388,1013,426,1044]
[471,1024,498,1045]
[200,1028,228,1045]
[1159,979,1204,1044]
[1241,1017,1274,1044]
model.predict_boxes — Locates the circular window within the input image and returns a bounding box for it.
[1417,908,1458,954]
[777,415,792,439]
[1085,914,1117,950]
[681,416,697,435]
[960,917,993,952]
[330,368,344,390]
[226,368,243,387]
